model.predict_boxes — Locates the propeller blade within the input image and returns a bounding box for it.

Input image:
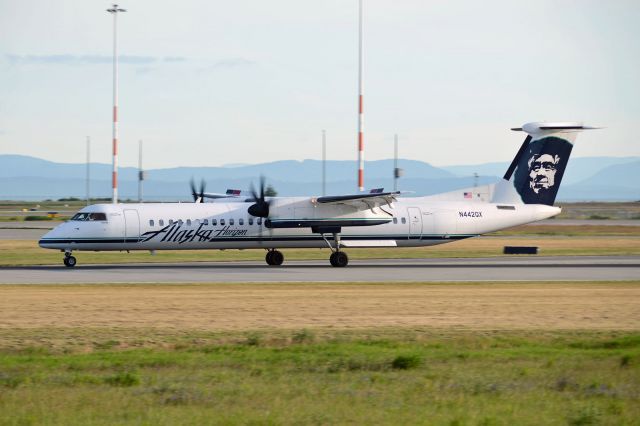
[190,178,198,202]
[249,182,259,203]
[199,179,206,203]
[247,175,270,218]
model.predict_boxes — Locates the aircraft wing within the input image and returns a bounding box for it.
[314,191,400,210]
[201,189,243,200]
[201,193,235,200]
[265,191,399,230]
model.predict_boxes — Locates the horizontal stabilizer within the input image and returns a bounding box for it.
[511,122,600,133]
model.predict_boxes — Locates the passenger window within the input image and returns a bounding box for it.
[229,219,235,225]
[178,220,184,226]
[401,217,407,224]
[211,219,217,226]
[249,218,254,225]
[159,219,165,226]
[203,219,208,225]
[257,218,262,225]
[187,219,192,226]
[393,218,397,224]
[169,219,174,225]
[149,220,154,227]
[239,218,244,225]
[220,219,225,226]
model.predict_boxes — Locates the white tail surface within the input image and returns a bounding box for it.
[492,122,597,206]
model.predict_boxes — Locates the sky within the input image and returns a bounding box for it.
[1,0,639,169]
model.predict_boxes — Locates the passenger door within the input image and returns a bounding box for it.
[407,207,422,238]
[124,209,140,242]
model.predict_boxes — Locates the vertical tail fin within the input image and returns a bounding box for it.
[492,122,597,206]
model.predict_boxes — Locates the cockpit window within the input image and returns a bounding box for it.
[71,213,88,221]
[71,212,107,221]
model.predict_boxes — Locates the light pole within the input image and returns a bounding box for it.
[356,0,364,191]
[138,140,145,203]
[86,136,90,206]
[393,134,403,191]
[107,4,126,204]
[322,130,326,196]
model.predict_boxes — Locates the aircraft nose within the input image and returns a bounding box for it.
[38,223,64,248]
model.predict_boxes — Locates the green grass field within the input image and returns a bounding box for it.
[0,329,639,425]
[1,281,639,425]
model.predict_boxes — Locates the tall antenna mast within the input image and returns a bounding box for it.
[107,4,126,204]
[357,0,364,191]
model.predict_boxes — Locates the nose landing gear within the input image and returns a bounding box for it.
[63,251,77,268]
[265,249,284,266]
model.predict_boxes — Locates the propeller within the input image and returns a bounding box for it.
[190,178,206,203]
[248,176,271,218]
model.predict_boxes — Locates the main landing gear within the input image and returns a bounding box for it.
[265,249,284,266]
[63,251,77,268]
[323,232,349,267]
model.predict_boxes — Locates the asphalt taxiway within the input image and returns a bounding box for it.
[1,256,638,284]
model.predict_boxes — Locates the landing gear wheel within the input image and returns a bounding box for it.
[329,251,348,267]
[271,250,284,266]
[265,250,284,266]
[63,255,77,268]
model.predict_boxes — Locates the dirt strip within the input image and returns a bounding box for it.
[0,282,638,331]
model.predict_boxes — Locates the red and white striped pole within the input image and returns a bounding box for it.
[357,0,364,191]
[107,4,126,204]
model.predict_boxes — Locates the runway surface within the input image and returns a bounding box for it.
[1,256,638,284]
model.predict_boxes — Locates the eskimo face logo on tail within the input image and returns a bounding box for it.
[528,153,560,193]
[513,136,573,205]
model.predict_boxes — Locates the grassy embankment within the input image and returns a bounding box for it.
[1,281,639,424]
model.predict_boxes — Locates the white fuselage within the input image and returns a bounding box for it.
[39,197,560,252]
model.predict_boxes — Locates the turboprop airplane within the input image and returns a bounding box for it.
[39,122,595,268]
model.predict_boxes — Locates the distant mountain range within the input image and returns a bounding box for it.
[0,154,638,201]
